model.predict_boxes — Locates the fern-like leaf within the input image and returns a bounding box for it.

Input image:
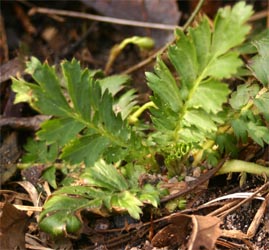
[12,58,140,166]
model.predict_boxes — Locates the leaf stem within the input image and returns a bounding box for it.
[128,101,157,124]
[217,159,269,177]
[173,64,208,141]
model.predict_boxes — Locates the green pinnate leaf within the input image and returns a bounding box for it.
[81,160,129,191]
[111,191,143,220]
[211,1,253,56]
[230,83,260,110]
[250,37,269,86]
[61,135,110,166]
[26,57,72,116]
[246,122,269,146]
[22,139,58,163]
[13,57,139,167]
[205,52,242,79]
[189,79,230,114]
[37,118,85,146]
[146,2,252,164]
[62,59,93,121]
[146,58,182,113]
[254,92,269,121]
[39,195,102,236]
[189,18,211,71]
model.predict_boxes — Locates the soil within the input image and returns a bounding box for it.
[0,1,269,250]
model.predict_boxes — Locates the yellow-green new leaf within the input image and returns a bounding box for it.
[111,191,143,220]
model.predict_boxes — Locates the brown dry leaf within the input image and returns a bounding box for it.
[80,0,180,47]
[152,214,221,249]
[0,202,29,250]
[187,215,222,250]
[151,221,189,248]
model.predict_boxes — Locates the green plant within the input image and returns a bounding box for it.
[38,160,159,236]
[12,1,269,237]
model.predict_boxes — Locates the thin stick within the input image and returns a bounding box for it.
[182,0,205,30]
[29,7,178,31]
[249,10,268,22]
[217,182,269,220]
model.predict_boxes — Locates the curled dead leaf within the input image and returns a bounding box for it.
[152,214,222,250]
[0,202,29,250]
